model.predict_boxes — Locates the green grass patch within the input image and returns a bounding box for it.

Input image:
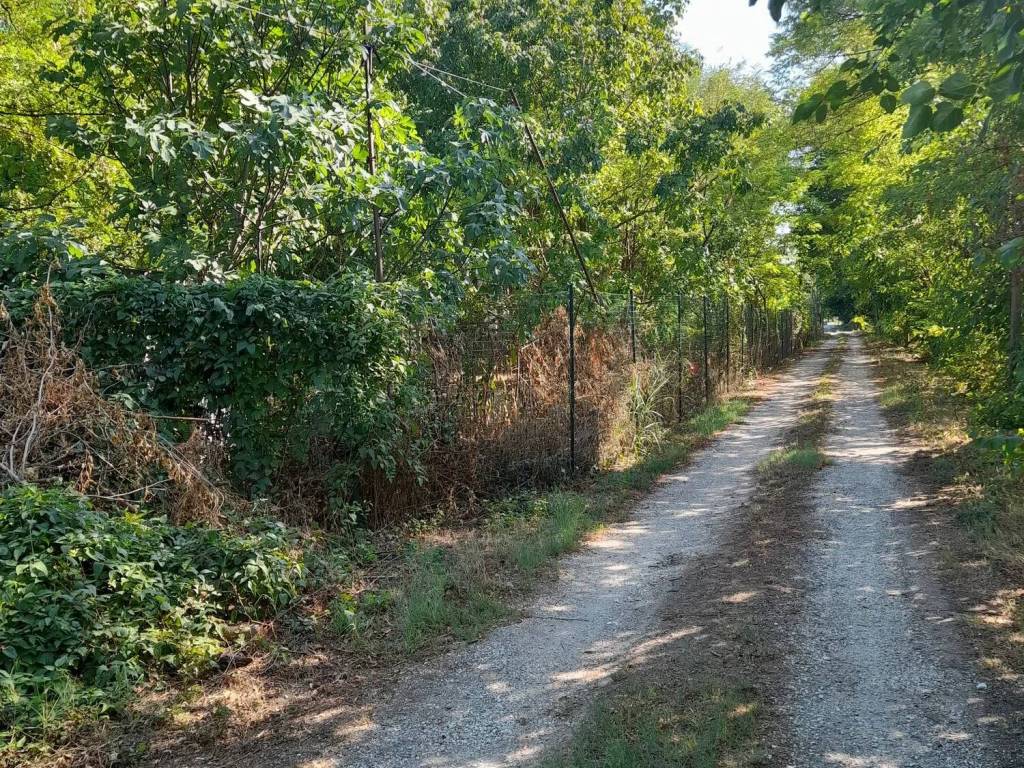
[397,546,510,652]
[506,492,591,574]
[688,398,750,440]
[541,687,757,768]
[757,445,828,478]
[877,377,926,421]
[595,442,690,495]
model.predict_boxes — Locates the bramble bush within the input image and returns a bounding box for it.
[0,485,304,746]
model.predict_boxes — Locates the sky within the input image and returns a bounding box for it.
[675,0,780,73]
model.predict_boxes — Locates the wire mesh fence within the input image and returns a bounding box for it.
[367,286,822,524]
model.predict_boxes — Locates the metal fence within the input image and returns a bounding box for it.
[367,286,822,524]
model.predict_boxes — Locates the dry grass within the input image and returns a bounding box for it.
[363,311,636,526]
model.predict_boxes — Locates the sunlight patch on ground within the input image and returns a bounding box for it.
[937,729,972,742]
[722,590,760,604]
[823,753,898,768]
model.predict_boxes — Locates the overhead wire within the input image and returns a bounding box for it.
[404,57,469,99]
[403,58,508,95]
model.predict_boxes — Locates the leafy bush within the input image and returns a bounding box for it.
[850,315,873,333]
[0,485,304,745]
[2,275,415,497]
[0,217,113,288]
[975,429,1024,474]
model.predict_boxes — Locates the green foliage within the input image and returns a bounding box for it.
[328,589,392,637]
[2,0,813,304]
[0,485,303,744]
[2,274,414,496]
[779,0,1024,432]
[0,0,121,238]
[975,430,1024,474]
[0,216,105,286]
[1,0,543,286]
[46,0,419,277]
[786,1,1024,142]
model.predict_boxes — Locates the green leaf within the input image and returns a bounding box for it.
[826,79,850,107]
[902,104,933,139]
[792,93,823,123]
[900,80,935,106]
[990,63,1024,101]
[879,93,898,114]
[932,101,964,133]
[938,73,977,101]
[859,71,884,96]
[998,237,1024,268]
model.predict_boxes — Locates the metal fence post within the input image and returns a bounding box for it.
[702,294,711,405]
[788,311,793,356]
[629,288,637,365]
[724,297,731,390]
[739,301,746,378]
[752,305,759,371]
[567,283,576,476]
[778,312,784,363]
[676,293,683,423]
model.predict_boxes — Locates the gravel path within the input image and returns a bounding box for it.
[338,342,837,768]
[787,334,1007,767]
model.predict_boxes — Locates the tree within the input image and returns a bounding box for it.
[773,0,1024,424]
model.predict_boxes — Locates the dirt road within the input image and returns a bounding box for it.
[335,334,1023,768]
[336,341,837,767]
[784,335,1011,766]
